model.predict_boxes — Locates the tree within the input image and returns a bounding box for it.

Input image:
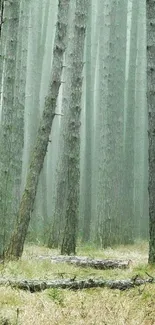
[81,0,92,243]
[25,0,51,242]
[0,0,5,94]
[48,1,76,248]
[105,0,127,245]
[13,0,30,228]
[0,0,21,256]
[134,0,148,239]
[61,0,89,255]
[5,0,70,260]
[147,0,155,264]
[96,0,112,246]
[94,0,127,246]
[122,0,139,244]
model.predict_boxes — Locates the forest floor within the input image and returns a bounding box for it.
[0,241,155,325]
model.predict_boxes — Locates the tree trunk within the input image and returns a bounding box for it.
[27,0,50,242]
[147,0,155,264]
[5,0,70,260]
[48,4,76,248]
[96,0,111,247]
[81,0,92,243]
[0,277,153,292]
[61,0,89,255]
[0,0,5,94]
[13,0,30,223]
[0,0,21,256]
[134,0,148,239]
[37,255,131,269]
[122,0,139,244]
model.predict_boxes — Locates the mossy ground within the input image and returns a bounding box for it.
[0,241,155,325]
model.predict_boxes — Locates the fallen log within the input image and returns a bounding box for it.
[37,255,131,269]
[0,277,153,292]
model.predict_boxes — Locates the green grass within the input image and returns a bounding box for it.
[0,241,154,325]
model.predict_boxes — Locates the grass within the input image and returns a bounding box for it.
[0,241,155,324]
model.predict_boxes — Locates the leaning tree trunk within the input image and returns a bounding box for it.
[5,0,70,260]
[147,0,155,264]
[61,0,89,255]
[48,3,76,249]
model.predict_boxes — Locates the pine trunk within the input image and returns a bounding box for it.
[5,0,70,260]
[61,0,89,255]
[147,0,155,264]
[0,0,20,256]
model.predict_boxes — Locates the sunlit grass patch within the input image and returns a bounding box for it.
[0,287,21,307]
[0,287,22,325]
[46,288,65,306]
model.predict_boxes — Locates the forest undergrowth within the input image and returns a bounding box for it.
[0,242,155,325]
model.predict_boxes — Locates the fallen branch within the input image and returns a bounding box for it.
[0,276,154,292]
[37,255,131,269]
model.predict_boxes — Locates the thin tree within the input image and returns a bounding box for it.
[61,0,89,255]
[147,0,155,264]
[134,0,148,239]
[5,0,70,260]
[81,0,92,243]
[96,0,111,247]
[122,0,139,244]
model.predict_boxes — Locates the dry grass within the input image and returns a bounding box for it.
[0,241,155,325]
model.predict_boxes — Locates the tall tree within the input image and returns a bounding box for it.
[48,1,76,248]
[147,0,155,264]
[61,0,89,255]
[13,0,30,225]
[134,0,148,239]
[5,0,70,260]
[0,0,5,96]
[22,0,58,243]
[27,0,51,241]
[0,0,21,256]
[96,0,112,247]
[81,0,92,243]
[122,0,139,244]
[105,0,127,245]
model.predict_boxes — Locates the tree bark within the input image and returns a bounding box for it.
[0,0,21,256]
[37,255,131,269]
[48,7,76,248]
[96,0,111,247]
[0,0,5,93]
[0,277,153,292]
[81,0,92,243]
[5,0,70,260]
[13,0,30,225]
[147,0,155,264]
[61,0,89,255]
[134,0,148,240]
[122,0,139,244]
